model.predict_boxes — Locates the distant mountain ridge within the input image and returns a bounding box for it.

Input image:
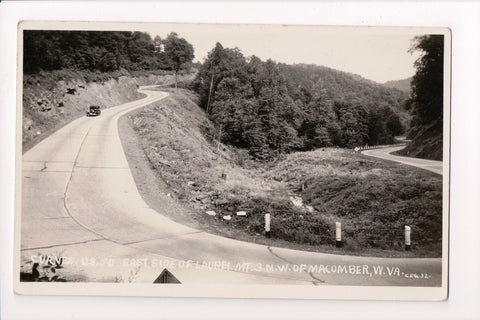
[382,77,412,93]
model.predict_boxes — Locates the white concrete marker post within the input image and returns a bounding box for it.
[405,225,411,251]
[265,213,271,238]
[335,222,342,247]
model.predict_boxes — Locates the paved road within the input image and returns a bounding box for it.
[362,145,443,175]
[19,87,442,290]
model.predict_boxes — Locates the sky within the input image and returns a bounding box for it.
[141,23,429,83]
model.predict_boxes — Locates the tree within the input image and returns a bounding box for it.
[386,112,404,137]
[23,30,162,73]
[409,35,444,124]
[162,32,194,88]
[193,43,248,112]
[205,42,225,113]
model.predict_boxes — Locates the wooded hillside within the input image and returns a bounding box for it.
[383,77,412,93]
[24,31,177,73]
[398,35,444,161]
[193,43,409,158]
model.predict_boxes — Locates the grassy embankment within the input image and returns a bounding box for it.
[126,88,443,258]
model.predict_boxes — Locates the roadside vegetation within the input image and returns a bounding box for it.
[24,30,444,258]
[128,89,442,257]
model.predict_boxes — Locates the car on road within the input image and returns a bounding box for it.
[86,105,101,117]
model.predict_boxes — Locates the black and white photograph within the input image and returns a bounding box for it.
[14,21,449,300]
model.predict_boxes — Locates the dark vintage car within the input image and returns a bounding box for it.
[86,105,101,117]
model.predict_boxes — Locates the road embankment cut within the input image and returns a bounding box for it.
[22,71,189,152]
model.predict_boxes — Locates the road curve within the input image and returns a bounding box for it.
[361,145,443,175]
[19,87,442,289]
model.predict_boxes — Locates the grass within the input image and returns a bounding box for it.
[274,150,442,255]
[128,89,443,258]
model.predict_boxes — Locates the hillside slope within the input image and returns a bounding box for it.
[383,77,412,93]
[22,70,190,151]
[125,89,442,257]
[279,64,409,110]
[397,35,444,161]
[193,47,410,157]
[398,120,443,161]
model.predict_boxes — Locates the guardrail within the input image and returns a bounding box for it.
[353,143,405,152]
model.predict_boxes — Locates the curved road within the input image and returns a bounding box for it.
[19,87,442,293]
[362,145,443,175]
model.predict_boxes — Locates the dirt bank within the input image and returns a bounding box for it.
[397,120,443,161]
[22,71,191,152]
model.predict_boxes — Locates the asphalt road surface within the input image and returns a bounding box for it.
[20,87,442,289]
[362,145,443,175]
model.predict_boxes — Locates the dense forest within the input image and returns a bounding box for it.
[192,43,409,158]
[23,30,192,74]
[398,35,444,160]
